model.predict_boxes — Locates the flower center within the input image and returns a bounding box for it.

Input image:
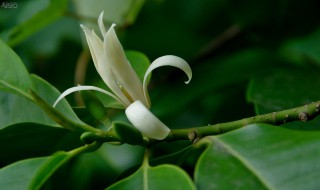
[118,83,134,104]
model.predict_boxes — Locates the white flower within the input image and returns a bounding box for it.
[54,12,192,140]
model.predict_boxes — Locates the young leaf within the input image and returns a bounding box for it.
[195,124,320,190]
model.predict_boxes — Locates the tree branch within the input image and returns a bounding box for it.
[164,101,320,142]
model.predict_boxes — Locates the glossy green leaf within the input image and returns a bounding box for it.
[107,162,196,190]
[0,74,84,129]
[0,143,98,190]
[8,0,68,46]
[0,40,83,128]
[28,151,71,190]
[195,124,320,190]
[31,74,84,125]
[0,152,71,190]
[0,123,81,166]
[0,39,32,99]
[0,157,46,190]
[0,91,55,128]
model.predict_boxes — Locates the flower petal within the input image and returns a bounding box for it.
[80,24,103,73]
[53,85,125,107]
[98,11,106,36]
[125,100,170,140]
[143,55,192,108]
[80,24,131,107]
[104,24,148,107]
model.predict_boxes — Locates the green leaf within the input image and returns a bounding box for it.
[247,69,320,114]
[0,152,71,190]
[0,123,81,166]
[80,90,109,125]
[153,48,276,117]
[195,124,320,190]
[247,69,320,130]
[31,74,84,125]
[0,157,46,190]
[0,74,84,129]
[125,50,150,83]
[0,91,55,128]
[281,27,320,66]
[150,145,197,166]
[0,39,32,99]
[28,151,71,190]
[107,163,196,190]
[0,143,99,190]
[8,0,68,46]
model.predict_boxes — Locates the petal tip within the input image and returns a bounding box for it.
[80,24,90,32]
[98,11,104,21]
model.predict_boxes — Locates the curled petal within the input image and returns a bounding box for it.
[125,100,170,140]
[53,85,125,107]
[143,55,192,108]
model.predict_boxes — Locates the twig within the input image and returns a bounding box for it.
[164,101,320,142]
[81,100,320,147]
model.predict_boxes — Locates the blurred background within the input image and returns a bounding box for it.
[1,0,320,189]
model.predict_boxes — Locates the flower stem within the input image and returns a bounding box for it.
[68,141,102,155]
[165,101,320,142]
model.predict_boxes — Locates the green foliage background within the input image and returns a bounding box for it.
[0,0,320,189]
